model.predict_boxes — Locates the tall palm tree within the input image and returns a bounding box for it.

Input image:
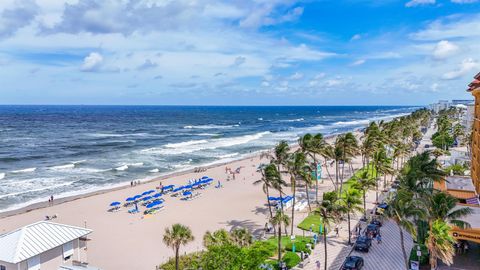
[299,133,328,203]
[203,229,230,248]
[254,164,274,219]
[270,210,291,264]
[426,220,456,270]
[287,151,308,234]
[336,132,359,182]
[341,187,363,245]
[314,191,345,270]
[384,191,425,270]
[163,223,195,270]
[427,191,473,229]
[272,141,291,215]
[352,169,376,218]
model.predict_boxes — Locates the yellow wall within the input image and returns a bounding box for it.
[471,88,480,194]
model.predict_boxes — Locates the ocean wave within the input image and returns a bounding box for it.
[331,113,410,127]
[183,124,239,129]
[280,118,304,122]
[143,131,270,155]
[164,140,208,148]
[0,181,75,199]
[11,167,37,173]
[217,153,240,159]
[0,173,4,180]
[149,168,160,173]
[115,165,129,171]
[49,163,75,170]
[197,133,221,136]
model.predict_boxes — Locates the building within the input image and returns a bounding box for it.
[452,99,475,106]
[430,100,451,113]
[467,72,480,194]
[0,221,97,270]
[464,104,475,130]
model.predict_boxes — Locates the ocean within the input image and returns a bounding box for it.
[0,105,419,212]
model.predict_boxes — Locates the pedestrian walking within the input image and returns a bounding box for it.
[376,234,382,244]
[316,260,321,270]
[335,224,339,237]
[50,195,54,205]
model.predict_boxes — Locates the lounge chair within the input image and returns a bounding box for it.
[128,208,139,214]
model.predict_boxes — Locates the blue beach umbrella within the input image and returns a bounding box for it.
[183,191,192,196]
[142,196,152,201]
[142,191,151,196]
[184,184,193,189]
[202,176,209,179]
[146,201,159,208]
[268,196,279,201]
[126,197,135,202]
[152,193,162,198]
[133,195,142,200]
[110,201,121,206]
[163,185,174,190]
[147,189,155,194]
[173,186,184,192]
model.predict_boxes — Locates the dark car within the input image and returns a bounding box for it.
[354,236,372,252]
[375,203,389,215]
[342,256,364,270]
[370,219,382,227]
[366,224,380,237]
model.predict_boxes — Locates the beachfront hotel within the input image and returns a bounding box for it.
[468,72,480,194]
[0,222,96,270]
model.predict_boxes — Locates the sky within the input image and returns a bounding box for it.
[1,0,480,105]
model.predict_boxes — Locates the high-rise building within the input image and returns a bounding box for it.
[467,72,480,193]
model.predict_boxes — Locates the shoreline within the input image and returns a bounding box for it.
[0,131,343,219]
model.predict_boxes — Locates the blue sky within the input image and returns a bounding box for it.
[1,0,480,105]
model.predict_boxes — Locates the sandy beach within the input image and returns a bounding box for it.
[0,133,363,270]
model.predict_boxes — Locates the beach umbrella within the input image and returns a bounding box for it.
[183,191,192,196]
[146,201,160,208]
[163,185,174,190]
[142,191,151,196]
[192,182,200,186]
[126,197,135,202]
[147,189,155,194]
[142,196,152,201]
[133,195,142,200]
[173,186,184,192]
[268,196,278,201]
[110,201,121,206]
[152,193,162,198]
[202,176,209,179]
[184,184,193,189]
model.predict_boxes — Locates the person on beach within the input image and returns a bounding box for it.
[130,181,133,187]
[334,224,339,237]
[316,260,321,270]
[50,195,54,206]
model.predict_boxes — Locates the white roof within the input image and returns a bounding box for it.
[0,221,92,264]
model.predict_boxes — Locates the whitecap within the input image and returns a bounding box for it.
[183,124,239,129]
[217,153,240,159]
[0,173,5,180]
[280,118,304,122]
[115,165,129,171]
[11,167,36,173]
[49,164,75,170]
[165,140,208,148]
[149,168,160,173]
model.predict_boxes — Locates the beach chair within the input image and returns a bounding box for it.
[215,181,223,188]
[128,208,139,214]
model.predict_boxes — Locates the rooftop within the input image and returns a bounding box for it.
[0,221,92,264]
[446,176,477,192]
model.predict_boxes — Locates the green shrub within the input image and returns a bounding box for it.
[282,251,301,268]
[251,240,277,257]
[158,252,202,270]
[285,240,312,254]
[409,244,428,265]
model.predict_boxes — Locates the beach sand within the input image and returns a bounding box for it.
[0,133,364,270]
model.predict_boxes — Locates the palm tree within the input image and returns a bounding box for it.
[287,151,309,234]
[426,220,456,270]
[254,164,274,219]
[384,191,425,270]
[352,169,376,218]
[203,229,230,248]
[163,223,195,270]
[341,187,363,245]
[299,133,327,203]
[270,210,291,264]
[314,191,345,270]
[230,227,253,247]
[272,141,291,215]
[427,191,473,229]
[336,132,359,181]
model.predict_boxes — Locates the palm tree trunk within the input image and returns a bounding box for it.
[291,176,296,235]
[363,191,367,218]
[347,211,351,245]
[266,186,273,219]
[175,247,180,270]
[335,161,339,192]
[323,222,328,270]
[305,183,312,212]
[399,225,409,270]
[278,223,282,263]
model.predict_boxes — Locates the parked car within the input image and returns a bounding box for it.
[366,224,380,237]
[342,256,364,270]
[375,203,388,215]
[425,144,430,148]
[370,219,382,227]
[354,236,372,252]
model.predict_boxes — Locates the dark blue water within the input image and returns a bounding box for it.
[0,105,418,211]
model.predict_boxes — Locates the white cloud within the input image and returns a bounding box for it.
[325,79,342,87]
[0,0,38,39]
[451,0,478,3]
[314,73,326,79]
[442,58,479,80]
[232,56,246,67]
[289,72,304,80]
[350,59,366,66]
[81,52,103,72]
[432,40,459,60]
[405,0,436,7]
[411,15,480,41]
[350,34,361,41]
[431,83,439,92]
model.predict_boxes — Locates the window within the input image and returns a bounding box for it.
[63,241,74,260]
[27,256,40,270]
[0,265,6,270]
